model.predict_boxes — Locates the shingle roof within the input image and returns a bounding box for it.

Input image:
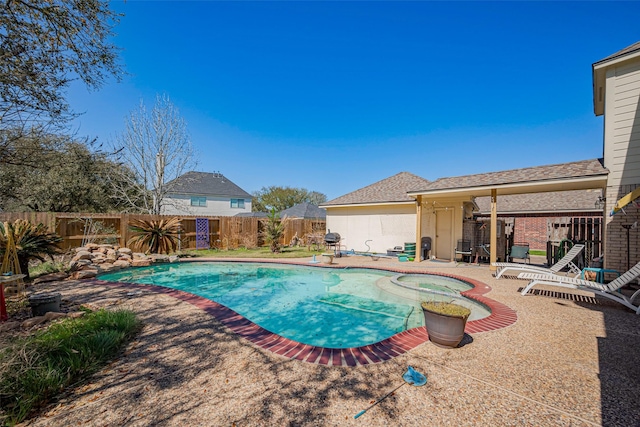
[234,212,268,218]
[165,171,252,198]
[323,172,430,206]
[410,159,607,193]
[280,202,326,219]
[474,189,602,214]
[594,41,640,66]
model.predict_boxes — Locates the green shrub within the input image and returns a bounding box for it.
[128,217,181,254]
[28,261,67,279]
[0,309,141,426]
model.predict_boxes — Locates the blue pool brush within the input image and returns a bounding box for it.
[354,366,426,419]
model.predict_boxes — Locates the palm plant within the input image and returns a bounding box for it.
[127,217,181,254]
[0,220,63,279]
[261,209,286,253]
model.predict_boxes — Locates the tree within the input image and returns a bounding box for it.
[251,186,327,212]
[261,209,286,253]
[109,94,197,214]
[0,132,128,212]
[0,0,122,148]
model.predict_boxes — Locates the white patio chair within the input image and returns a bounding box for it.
[518,261,640,314]
[493,244,585,279]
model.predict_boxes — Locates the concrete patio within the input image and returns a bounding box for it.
[17,256,640,426]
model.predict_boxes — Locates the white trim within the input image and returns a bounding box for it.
[593,49,640,70]
[407,175,608,198]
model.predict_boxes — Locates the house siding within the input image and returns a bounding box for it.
[604,60,640,187]
[162,194,252,217]
[603,56,640,273]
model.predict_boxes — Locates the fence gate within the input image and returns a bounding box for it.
[546,217,602,267]
[195,218,210,250]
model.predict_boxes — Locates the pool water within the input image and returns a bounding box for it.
[99,262,490,348]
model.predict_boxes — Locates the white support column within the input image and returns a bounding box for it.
[415,196,422,262]
[490,189,498,271]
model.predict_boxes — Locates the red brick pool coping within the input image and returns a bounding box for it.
[91,259,517,366]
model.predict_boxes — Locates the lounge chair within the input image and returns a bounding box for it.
[518,261,640,314]
[493,244,585,279]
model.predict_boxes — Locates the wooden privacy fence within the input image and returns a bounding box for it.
[0,212,326,252]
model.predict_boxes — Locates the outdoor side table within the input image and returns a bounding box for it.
[0,274,26,321]
[581,268,620,284]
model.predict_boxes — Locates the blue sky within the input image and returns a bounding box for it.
[68,1,640,201]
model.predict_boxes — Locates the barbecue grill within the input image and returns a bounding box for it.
[324,231,341,253]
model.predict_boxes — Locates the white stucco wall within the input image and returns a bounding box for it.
[161,194,252,216]
[419,198,467,260]
[325,203,416,254]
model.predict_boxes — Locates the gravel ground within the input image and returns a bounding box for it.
[9,255,640,426]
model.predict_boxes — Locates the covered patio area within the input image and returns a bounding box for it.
[407,159,609,270]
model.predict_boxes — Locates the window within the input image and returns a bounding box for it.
[191,197,206,207]
[231,198,245,209]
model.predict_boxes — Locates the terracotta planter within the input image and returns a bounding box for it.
[421,303,470,348]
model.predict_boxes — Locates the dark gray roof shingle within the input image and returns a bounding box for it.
[594,41,640,65]
[323,172,430,206]
[411,159,607,193]
[280,202,326,219]
[166,171,252,198]
[474,189,602,214]
[234,212,268,218]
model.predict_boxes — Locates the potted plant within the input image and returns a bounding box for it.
[421,300,471,348]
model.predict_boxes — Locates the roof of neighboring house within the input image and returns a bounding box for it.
[323,172,430,206]
[234,212,268,218]
[408,158,607,195]
[165,171,252,198]
[475,189,602,214]
[280,202,326,219]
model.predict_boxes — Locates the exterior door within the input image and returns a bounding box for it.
[436,209,453,260]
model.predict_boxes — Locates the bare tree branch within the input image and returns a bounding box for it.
[109,94,198,214]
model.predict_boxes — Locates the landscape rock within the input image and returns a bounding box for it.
[33,272,70,284]
[71,269,98,280]
[113,260,131,268]
[149,254,169,263]
[65,244,178,280]
[72,251,93,261]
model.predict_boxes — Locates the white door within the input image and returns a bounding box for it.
[435,209,453,260]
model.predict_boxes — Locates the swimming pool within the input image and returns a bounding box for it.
[98,262,490,348]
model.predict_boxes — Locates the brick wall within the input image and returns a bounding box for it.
[605,184,640,273]
[513,216,547,250]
